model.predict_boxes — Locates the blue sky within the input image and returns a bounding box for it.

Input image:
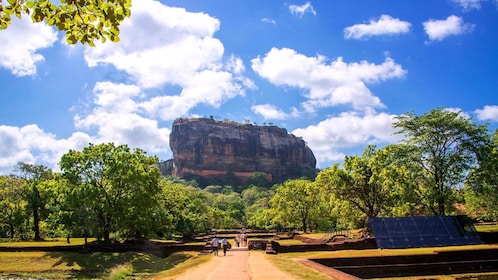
[1,0,497,174]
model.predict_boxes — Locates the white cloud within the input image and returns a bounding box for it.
[423,15,474,41]
[0,125,93,174]
[84,1,223,88]
[251,104,300,120]
[251,47,406,112]
[74,82,171,154]
[0,17,58,76]
[444,107,472,119]
[452,0,481,11]
[292,112,401,165]
[140,69,247,120]
[344,15,411,40]
[475,105,498,121]
[289,2,316,18]
[262,18,276,25]
[83,0,250,118]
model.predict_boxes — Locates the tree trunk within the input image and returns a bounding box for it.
[33,207,41,241]
[9,223,14,239]
[103,228,110,244]
[438,203,445,216]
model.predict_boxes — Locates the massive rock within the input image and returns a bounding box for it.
[169,118,317,184]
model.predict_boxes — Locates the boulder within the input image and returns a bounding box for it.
[168,118,317,185]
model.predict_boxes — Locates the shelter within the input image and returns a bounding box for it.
[369,216,483,249]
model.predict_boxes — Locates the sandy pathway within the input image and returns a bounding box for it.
[170,247,298,280]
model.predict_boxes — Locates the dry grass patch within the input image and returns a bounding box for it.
[277,244,498,260]
[267,254,333,280]
[0,251,200,279]
[0,251,80,272]
[150,252,212,279]
[271,244,498,280]
[475,223,498,232]
[0,238,95,247]
[277,239,303,245]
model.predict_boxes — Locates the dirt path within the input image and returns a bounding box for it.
[170,247,298,280]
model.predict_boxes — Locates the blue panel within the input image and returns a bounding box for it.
[369,216,484,249]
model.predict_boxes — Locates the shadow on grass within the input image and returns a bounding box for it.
[45,251,192,278]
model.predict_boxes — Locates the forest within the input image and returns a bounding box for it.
[0,108,497,242]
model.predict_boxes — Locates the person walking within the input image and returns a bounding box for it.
[221,237,229,256]
[211,237,219,256]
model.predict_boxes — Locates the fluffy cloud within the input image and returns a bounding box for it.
[423,15,474,41]
[74,82,171,154]
[452,0,481,11]
[292,112,401,165]
[261,18,277,25]
[0,0,257,173]
[84,1,222,88]
[0,17,57,76]
[475,105,498,121]
[0,125,92,174]
[289,2,316,18]
[344,15,411,40]
[251,48,406,112]
[251,104,300,120]
[84,0,250,118]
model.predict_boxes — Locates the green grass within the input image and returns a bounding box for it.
[475,223,498,232]
[108,263,133,280]
[268,244,498,280]
[150,252,212,280]
[267,254,333,280]
[276,239,303,245]
[0,238,96,247]
[276,244,498,260]
[0,250,198,279]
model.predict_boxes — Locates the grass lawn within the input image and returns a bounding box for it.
[276,239,303,245]
[268,244,498,280]
[0,238,96,247]
[0,250,198,279]
[475,223,498,232]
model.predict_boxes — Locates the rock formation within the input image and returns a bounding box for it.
[168,117,317,185]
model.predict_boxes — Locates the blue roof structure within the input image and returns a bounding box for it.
[369,216,484,249]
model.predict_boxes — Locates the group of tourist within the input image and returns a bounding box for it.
[211,229,248,256]
[211,236,230,256]
[234,233,248,247]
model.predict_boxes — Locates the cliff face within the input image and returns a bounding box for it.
[169,118,317,184]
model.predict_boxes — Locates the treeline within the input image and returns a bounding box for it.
[0,108,497,241]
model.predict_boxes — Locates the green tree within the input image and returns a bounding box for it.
[247,172,272,189]
[393,108,490,215]
[269,179,319,232]
[209,189,246,228]
[0,176,28,238]
[14,162,52,241]
[157,179,211,239]
[43,175,94,243]
[464,130,498,221]
[0,0,131,45]
[370,144,425,216]
[242,186,274,229]
[315,145,394,225]
[59,143,160,242]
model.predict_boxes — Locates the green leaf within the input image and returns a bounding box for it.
[66,34,77,44]
[26,1,35,9]
[31,10,44,22]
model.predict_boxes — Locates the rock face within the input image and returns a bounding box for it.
[169,118,317,184]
